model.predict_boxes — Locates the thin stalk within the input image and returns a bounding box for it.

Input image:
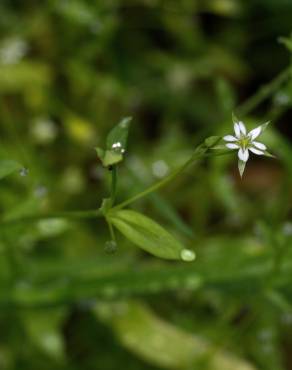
[113,149,232,211]
[110,166,117,205]
[107,218,117,242]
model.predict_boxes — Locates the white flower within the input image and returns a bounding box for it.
[224,121,268,162]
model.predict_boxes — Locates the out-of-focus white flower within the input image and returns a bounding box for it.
[0,37,28,65]
[224,117,271,177]
[31,117,58,143]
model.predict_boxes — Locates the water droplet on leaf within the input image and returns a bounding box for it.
[180,249,196,262]
[112,142,125,155]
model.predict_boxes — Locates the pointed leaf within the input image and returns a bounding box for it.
[108,209,195,261]
[106,117,131,151]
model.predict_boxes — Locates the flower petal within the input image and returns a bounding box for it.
[223,135,237,142]
[252,141,266,150]
[249,147,264,155]
[238,121,247,135]
[238,148,249,162]
[248,125,262,140]
[226,143,240,149]
[234,123,241,138]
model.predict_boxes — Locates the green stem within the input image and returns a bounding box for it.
[236,66,291,117]
[113,147,232,211]
[110,166,117,205]
[107,218,117,242]
[0,148,232,225]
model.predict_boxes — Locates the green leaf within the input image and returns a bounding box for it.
[106,117,131,151]
[95,117,131,168]
[108,209,195,261]
[0,160,22,180]
[95,301,257,370]
[238,160,246,178]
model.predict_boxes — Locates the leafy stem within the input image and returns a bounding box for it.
[112,140,230,211]
[0,141,230,226]
[112,150,204,211]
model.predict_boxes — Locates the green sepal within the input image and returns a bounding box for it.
[103,150,123,167]
[95,147,123,167]
[238,160,246,178]
[259,121,270,132]
[263,151,276,158]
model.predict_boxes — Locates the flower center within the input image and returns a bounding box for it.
[238,136,251,149]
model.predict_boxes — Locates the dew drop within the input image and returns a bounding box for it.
[112,142,122,149]
[19,167,29,177]
[180,249,196,262]
[104,240,117,254]
[112,142,126,155]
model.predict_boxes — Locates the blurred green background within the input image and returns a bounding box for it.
[1,1,292,369]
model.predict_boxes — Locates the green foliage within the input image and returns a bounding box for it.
[1,1,292,370]
[0,160,22,179]
[95,301,256,370]
[106,117,131,151]
[108,209,194,260]
[96,117,131,167]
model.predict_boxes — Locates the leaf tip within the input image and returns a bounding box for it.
[120,116,132,128]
